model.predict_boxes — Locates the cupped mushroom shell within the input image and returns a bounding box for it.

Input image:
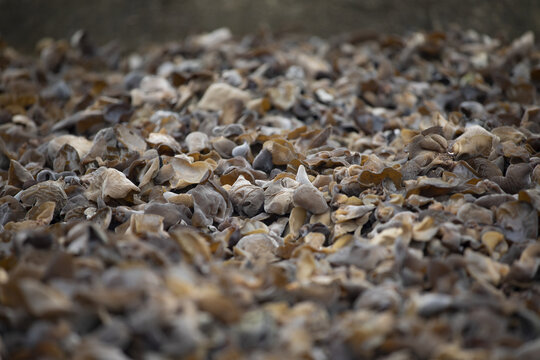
[167,156,216,189]
[263,139,300,166]
[457,203,493,225]
[450,125,499,159]
[18,278,73,317]
[327,241,392,271]
[185,131,210,153]
[235,233,280,261]
[130,75,177,105]
[332,204,375,223]
[147,132,182,154]
[115,124,147,154]
[189,180,232,227]
[268,81,300,111]
[198,82,251,111]
[292,184,329,215]
[82,167,140,201]
[252,148,273,173]
[465,249,509,285]
[492,163,534,194]
[495,201,537,242]
[16,180,68,211]
[47,134,93,163]
[264,177,299,215]
[412,215,440,241]
[407,132,448,159]
[211,136,236,158]
[229,175,265,217]
[7,159,34,188]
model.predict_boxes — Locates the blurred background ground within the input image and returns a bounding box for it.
[0,0,539,52]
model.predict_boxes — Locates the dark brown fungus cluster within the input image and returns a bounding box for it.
[0,28,539,359]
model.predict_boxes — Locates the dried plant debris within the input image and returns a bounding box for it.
[0,27,539,359]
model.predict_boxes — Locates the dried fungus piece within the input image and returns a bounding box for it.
[268,81,300,111]
[465,249,509,285]
[327,241,392,271]
[231,142,253,161]
[185,131,210,153]
[16,180,68,210]
[83,167,139,201]
[252,148,274,173]
[189,180,232,227]
[332,204,375,223]
[7,159,34,188]
[481,231,506,256]
[358,167,403,188]
[229,175,264,217]
[457,203,493,225]
[495,201,537,242]
[264,176,299,215]
[126,213,166,236]
[168,156,216,189]
[492,163,535,194]
[18,278,73,317]
[467,157,503,178]
[130,75,177,105]
[507,243,540,282]
[170,227,212,265]
[26,201,56,225]
[263,138,300,165]
[355,284,401,312]
[0,195,26,225]
[145,202,190,229]
[47,134,93,162]
[407,131,448,159]
[235,233,280,261]
[288,207,307,236]
[198,83,250,111]
[412,215,440,241]
[51,109,105,134]
[211,136,237,158]
[475,194,515,208]
[339,310,395,357]
[412,293,454,317]
[194,27,232,49]
[147,132,182,154]
[451,125,499,159]
[293,184,329,215]
[115,124,146,154]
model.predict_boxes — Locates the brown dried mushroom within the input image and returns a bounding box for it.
[0,28,539,360]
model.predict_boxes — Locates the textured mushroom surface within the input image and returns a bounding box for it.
[0,28,539,359]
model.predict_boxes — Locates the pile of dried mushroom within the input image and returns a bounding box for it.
[0,27,540,359]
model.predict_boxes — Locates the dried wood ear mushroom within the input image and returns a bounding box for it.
[0,28,539,359]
